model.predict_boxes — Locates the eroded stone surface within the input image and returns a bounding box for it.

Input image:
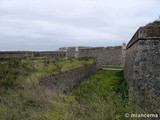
[40,63,98,92]
[124,23,160,98]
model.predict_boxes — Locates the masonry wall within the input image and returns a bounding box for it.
[40,63,98,92]
[78,46,125,66]
[124,25,160,98]
[0,51,66,58]
[0,51,33,58]
[0,46,125,67]
[66,47,78,58]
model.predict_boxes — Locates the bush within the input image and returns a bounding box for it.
[0,58,21,87]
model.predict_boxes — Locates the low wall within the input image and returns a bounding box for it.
[40,63,98,92]
[124,24,160,98]
[0,51,66,58]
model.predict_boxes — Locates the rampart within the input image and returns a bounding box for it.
[59,46,125,67]
[0,46,125,67]
[0,46,125,66]
[124,22,160,98]
[40,63,98,92]
[78,46,125,66]
[0,51,66,58]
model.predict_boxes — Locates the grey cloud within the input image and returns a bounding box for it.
[0,0,160,50]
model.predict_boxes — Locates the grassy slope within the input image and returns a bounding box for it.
[0,57,95,120]
[71,70,127,102]
[1,58,159,120]
[48,70,160,120]
[45,70,129,120]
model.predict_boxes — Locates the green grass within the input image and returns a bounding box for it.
[71,70,127,102]
[46,69,160,120]
[0,57,95,120]
[58,70,129,120]
[0,57,95,87]
[0,58,159,120]
[42,69,129,120]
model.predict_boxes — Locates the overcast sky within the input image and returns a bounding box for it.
[0,0,159,51]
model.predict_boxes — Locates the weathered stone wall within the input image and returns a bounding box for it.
[0,51,66,58]
[59,46,125,67]
[124,24,160,98]
[66,47,77,58]
[40,63,98,92]
[0,45,125,67]
[78,46,125,66]
[0,51,34,58]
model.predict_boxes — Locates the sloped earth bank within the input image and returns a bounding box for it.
[40,63,98,92]
[0,57,159,120]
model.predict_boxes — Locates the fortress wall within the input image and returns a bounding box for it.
[34,51,66,57]
[0,51,66,58]
[0,46,125,67]
[97,46,124,66]
[40,63,98,92]
[66,47,77,58]
[78,46,124,66]
[0,51,34,58]
[124,25,160,98]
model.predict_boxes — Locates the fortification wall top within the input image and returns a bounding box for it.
[127,24,160,49]
[0,51,34,54]
[112,46,122,49]
[59,47,67,51]
[78,46,122,51]
[105,46,113,49]
[67,47,76,51]
[0,51,66,58]
[59,46,123,52]
[88,47,105,50]
[78,46,92,49]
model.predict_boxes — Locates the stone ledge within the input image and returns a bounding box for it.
[127,26,160,49]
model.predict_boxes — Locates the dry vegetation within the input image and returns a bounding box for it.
[0,57,159,120]
[0,57,94,120]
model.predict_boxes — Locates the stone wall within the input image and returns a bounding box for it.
[78,46,125,66]
[0,51,34,58]
[124,24,160,98]
[40,63,98,92]
[66,47,78,58]
[0,45,125,67]
[0,51,66,58]
[59,46,125,67]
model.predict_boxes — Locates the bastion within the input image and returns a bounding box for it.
[124,21,160,98]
